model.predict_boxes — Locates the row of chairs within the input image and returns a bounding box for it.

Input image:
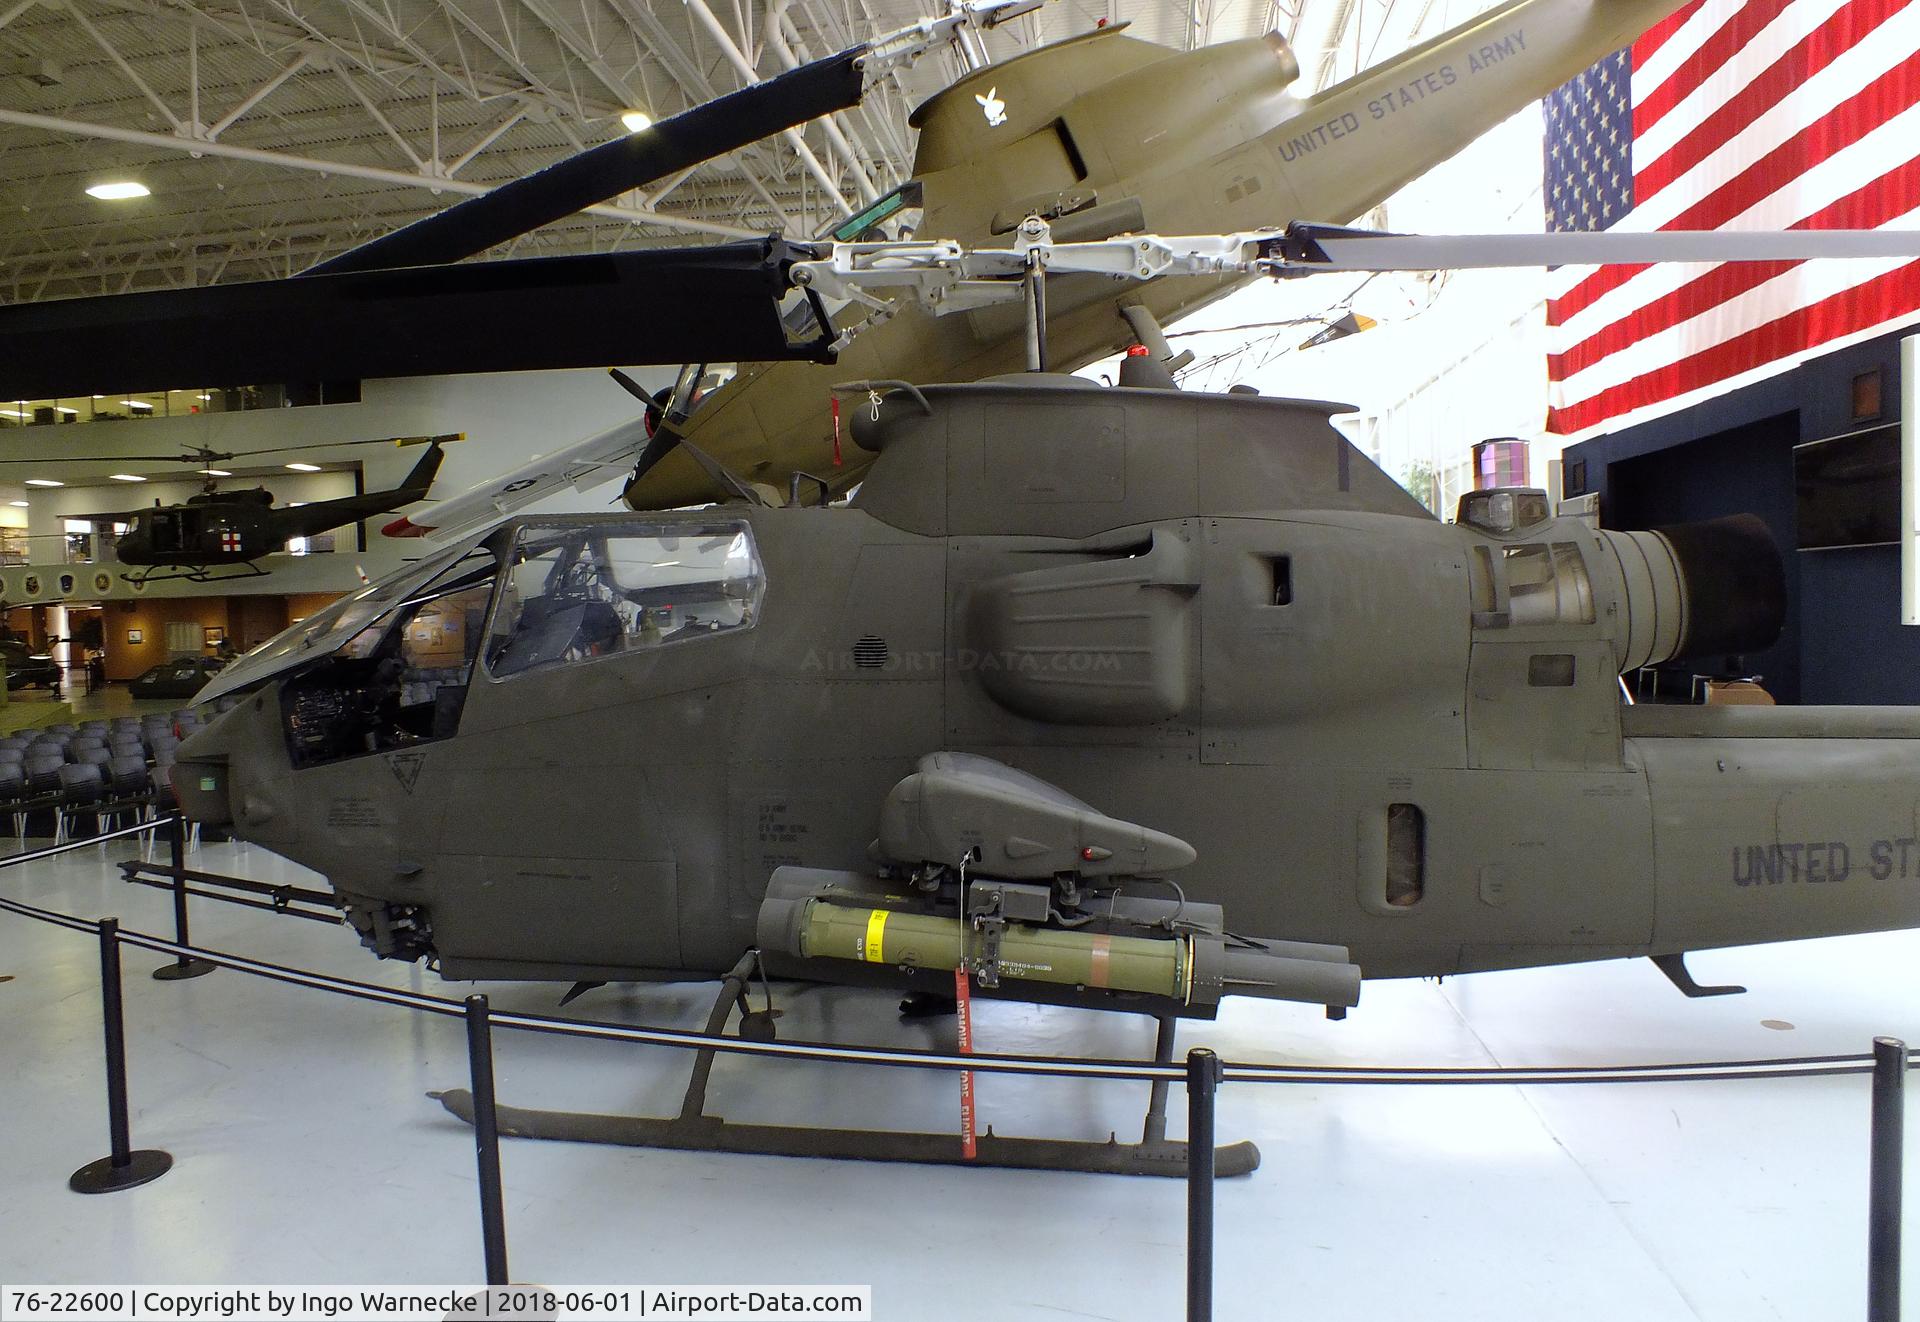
[0,699,238,843]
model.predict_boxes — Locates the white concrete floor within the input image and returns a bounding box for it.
[2,838,1917,1320]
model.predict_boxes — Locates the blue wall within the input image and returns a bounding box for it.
[1565,328,1917,705]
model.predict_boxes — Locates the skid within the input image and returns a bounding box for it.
[430,1088,1258,1178]
[119,560,267,587]
[432,953,1258,1177]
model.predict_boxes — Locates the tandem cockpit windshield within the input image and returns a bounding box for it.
[200,517,764,769]
[486,520,761,675]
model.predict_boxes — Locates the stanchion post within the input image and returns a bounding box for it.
[153,816,215,981]
[1870,1035,1906,1322]
[466,994,510,1286]
[70,918,173,1193]
[1186,1047,1220,1322]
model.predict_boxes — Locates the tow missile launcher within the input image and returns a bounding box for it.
[758,753,1364,1015]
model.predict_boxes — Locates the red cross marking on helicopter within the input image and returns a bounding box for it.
[220,531,242,553]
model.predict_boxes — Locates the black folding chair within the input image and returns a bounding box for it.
[20,753,64,839]
[55,763,106,843]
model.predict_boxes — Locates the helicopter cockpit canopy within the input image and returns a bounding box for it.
[194,529,495,706]
[486,520,763,678]
[194,510,760,709]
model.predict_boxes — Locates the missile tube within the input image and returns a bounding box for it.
[769,897,1361,1009]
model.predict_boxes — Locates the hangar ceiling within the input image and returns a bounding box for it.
[0,0,1476,303]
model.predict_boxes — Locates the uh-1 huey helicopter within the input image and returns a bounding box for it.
[105,440,454,585]
[35,439,457,586]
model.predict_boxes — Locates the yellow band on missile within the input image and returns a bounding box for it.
[863,909,889,964]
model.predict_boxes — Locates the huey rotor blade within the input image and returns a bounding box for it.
[0,241,831,400]
[307,49,866,276]
[1280,223,1920,271]
[0,452,227,465]
[0,436,457,468]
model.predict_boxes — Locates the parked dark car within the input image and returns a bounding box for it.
[129,655,227,700]
[0,640,60,691]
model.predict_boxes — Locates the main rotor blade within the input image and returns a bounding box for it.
[307,48,866,276]
[0,241,831,400]
[0,452,227,465]
[1282,223,1920,270]
[0,436,456,467]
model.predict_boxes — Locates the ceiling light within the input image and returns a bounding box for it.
[285,462,322,472]
[196,393,211,401]
[24,479,62,488]
[109,473,146,482]
[621,110,653,133]
[86,181,149,201]
[202,468,232,477]
[8,501,26,508]
[0,409,26,419]
[121,399,152,410]
[52,406,76,415]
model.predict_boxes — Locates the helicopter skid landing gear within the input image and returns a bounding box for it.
[430,959,1259,1178]
[120,561,269,588]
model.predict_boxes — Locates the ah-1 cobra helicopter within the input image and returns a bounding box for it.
[398,0,1715,529]
[164,190,1920,1173]
[5,0,1699,533]
[33,0,1920,1173]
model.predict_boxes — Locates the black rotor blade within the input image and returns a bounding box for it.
[236,433,463,458]
[0,240,832,400]
[0,452,226,465]
[0,436,446,465]
[308,47,867,276]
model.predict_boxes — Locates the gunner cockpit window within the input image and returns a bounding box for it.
[485,520,763,680]
[279,544,498,768]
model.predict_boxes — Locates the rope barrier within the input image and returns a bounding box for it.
[1,824,1909,1316]
[2,856,1912,1086]
[0,815,166,868]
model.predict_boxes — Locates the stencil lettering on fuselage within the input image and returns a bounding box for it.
[325,796,386,830]
[1731,837,1920,885]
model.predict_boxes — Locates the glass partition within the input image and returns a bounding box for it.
[0,383,302,427]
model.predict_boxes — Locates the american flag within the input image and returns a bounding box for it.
[1544,0,1920,437]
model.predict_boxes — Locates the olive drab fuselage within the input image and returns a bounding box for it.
[178,377,1920,1003]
